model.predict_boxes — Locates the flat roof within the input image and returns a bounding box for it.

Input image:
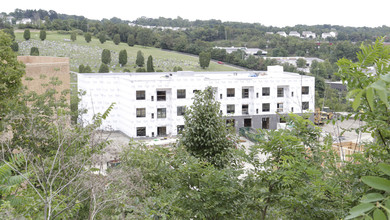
[78,70,314,81]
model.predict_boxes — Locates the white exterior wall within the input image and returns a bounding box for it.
[78,68,315,138]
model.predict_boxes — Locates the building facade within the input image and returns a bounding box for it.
[78,66,315,138]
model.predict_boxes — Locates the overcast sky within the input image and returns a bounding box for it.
[2,0,390,28]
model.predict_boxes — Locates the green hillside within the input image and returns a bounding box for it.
[15,30,242,73]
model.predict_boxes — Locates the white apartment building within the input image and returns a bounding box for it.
[78,66,315,138]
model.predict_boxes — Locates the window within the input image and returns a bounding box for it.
[291,91,294,97]
[136,108,146,117]
[302,86,309,95]
[262,87,270,96]
[242,104,249,114]
[227,88,235,97]
[157,91,166,101]
[227,104,235,114]
[177,89,186,99]
[302,102,309,110]
[226,119,235,127]
[151,113,154,119]
[177,125,184,133]
[136,90,145,100]
[244,118,252,127]
[177,106,186,116]
[262,118,270,129]
[193,90,200,94]
[262,103,270,112]
[220,94,223,99]
[256,108,259,114]
[277,88,284,97]
[151,96,154,101]
[157,127,166,136]
[277,103,283,112]
[256,92,259,98]
[157,108,166,118]
[291,107,294,112]
[136,127,146,136]
[242,88,249,98]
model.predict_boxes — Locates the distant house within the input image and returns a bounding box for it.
[16,18,32,25]
[302,31,316,39]
[289,31,301,38]
[214,46,267,56]
[266,32,274,35]
[265,57,324,73]
[276,31,287,37]
[322,31,337,39]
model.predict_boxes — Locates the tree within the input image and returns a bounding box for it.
[79,64,85,73]
[113,34,120,45]
[173,66,183,72]
[118,49,127,66]
[146,55,154,72]
[23,29,30,40]
[70,31,77,42]
[30,47,39,56]
[0,31,25,113]
[84,65,92,73]
[135,67,146,72]
[127,34,135,46]
[296,58,307,68]
[98,32,106,44]
[39,30,46,41]
[101,49,111,65]
[84,32,92,43]
[136,50,144,67]
[199,51,211,69]
[180,87,236,168]
[10,42,18,52]
[99,63,109,73]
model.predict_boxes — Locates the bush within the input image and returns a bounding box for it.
[98,63,109,73]
[123,68,131,72]
[79,64,85,73]
[136,67,146,72]
[113,34,120,45]
[11,42,19,52]
[30,47,39,56]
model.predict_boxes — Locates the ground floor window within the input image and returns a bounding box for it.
[158,126,167,136]
[302,102,309,110]
[136,127,146,136]
[226,119,235,127]
[244,118,252,127]
[177,125,184,134]
[262,118,270,129]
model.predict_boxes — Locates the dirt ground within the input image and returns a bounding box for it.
[320,118,372,144]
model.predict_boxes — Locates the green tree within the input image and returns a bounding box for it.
[70,31,77,42]
[84,32,91,43]
[113,34,120,45]
[99,63,109,73]
[30,47,39,56]
[2,28,15,41]
[180,87,236,168]
[296,58,307,68]
[101,49,111,65]
[173,66,183,72]
[118,49,127,66]
[0,31,25,113]
[136,50,144,67]
[98,32,106,44]
[84,65,92,73]
[127,34,135,46]
[78,64,85,73]
[146,55,154,72]
[23,29,30,41]
[199,51,211,69]
[10,42,18,52]
[135,67,146,72]
[39,30,46,41]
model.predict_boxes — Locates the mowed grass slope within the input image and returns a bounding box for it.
[15,30,242,72]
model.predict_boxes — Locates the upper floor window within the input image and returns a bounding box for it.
[277,88,284,97]
[157,91,166,101]
[136,90,145,100]
[177,89,186,99]
[136,108,146,117]
[262,87,270,96]
[242,104,249,114]
[262,103,270,112]
[302,102,309,110]
[227,104,235,114]
[242,88,249,98]
[227,88,235,97]
[157,108,166,118]
[302,86,309,95]
[177,106,186,116]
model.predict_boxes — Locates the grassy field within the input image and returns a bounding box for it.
[15,30,242,73]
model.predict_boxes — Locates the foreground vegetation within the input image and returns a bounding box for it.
[2,29,390,219]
